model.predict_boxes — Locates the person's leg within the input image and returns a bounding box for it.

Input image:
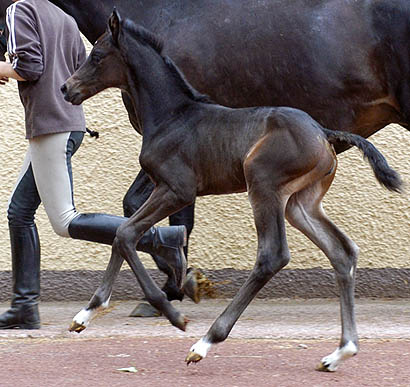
[0,150,41,329]
[29,132,186,285]
[169,203,195,258]
[68,213,186,288]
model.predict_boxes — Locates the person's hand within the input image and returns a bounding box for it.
[0,76,9,85]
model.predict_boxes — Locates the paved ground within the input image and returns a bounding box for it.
[0,298,409,386]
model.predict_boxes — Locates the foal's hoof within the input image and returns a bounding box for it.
[129,302,162,318]
[185,351,203,365]
[316,362,335,372]
[69,321,86,333]
[173,314,189,332]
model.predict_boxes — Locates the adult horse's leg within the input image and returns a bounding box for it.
[122,169,154,218]
[169,203,195,257]
[169,203,200,302]
[286,174,359,372]
[186,174,290,363]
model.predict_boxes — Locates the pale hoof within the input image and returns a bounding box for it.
[316,341,358,372]
[69,320,86,333]
[185,351,203,365]
[129,302,162,317]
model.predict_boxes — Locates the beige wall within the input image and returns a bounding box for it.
[0,40,408,274]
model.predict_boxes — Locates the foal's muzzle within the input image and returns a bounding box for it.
[60,83,68,96]
[61,83,82,105]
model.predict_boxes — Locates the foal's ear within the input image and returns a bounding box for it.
[108,7,122,45]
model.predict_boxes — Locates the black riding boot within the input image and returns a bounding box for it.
[68,214,187,288]
[0,225,41,329]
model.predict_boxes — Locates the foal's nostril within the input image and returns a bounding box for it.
[60,84,67,94]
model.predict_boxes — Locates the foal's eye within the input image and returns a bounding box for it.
[91,53,104,64]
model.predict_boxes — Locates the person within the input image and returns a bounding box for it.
[0,0,186,329]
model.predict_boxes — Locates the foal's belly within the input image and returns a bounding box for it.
[196,166,247,196]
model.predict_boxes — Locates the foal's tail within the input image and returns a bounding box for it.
[322,128,403,193]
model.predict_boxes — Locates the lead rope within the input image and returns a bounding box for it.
[86,127,99,139]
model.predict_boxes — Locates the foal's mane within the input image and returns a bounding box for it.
[123,19,213,104]
[123,19,164,54]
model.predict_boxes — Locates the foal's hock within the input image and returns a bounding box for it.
[62,9,402,372]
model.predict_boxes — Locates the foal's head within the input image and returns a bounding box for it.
[62,8,211,107]
[61,8,130,105]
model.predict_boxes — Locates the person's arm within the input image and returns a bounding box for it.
[6,2,43,82]
[0,61,26,82]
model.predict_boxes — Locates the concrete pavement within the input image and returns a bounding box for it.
[0,298,408,341]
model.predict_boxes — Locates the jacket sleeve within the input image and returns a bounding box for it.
[6,3,44,81]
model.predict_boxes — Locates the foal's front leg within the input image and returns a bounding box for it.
[186,193,290,363]
[114,183,191,331]
[70,254,124,332]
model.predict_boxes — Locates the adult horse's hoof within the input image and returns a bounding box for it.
[182,269,202,303]
[182,271,199,303]
[69,320,86,333]
[183,268,216,303]
[185,351,203,365]
[129,302,162,317]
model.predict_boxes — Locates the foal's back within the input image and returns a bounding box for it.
[185,103,333,196]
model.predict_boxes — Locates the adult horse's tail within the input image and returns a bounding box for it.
[322,128,403,193]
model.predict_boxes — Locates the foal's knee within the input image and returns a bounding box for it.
[113,224,134,255]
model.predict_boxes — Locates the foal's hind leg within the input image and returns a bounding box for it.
[286,176,359,372]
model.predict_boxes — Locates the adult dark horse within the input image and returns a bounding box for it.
[47,0,410,139]
[62,10,402,371]
[1,0,409,310]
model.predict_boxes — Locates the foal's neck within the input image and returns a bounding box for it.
[128,45,192,131]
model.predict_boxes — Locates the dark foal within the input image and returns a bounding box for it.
[62,11,402,371]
